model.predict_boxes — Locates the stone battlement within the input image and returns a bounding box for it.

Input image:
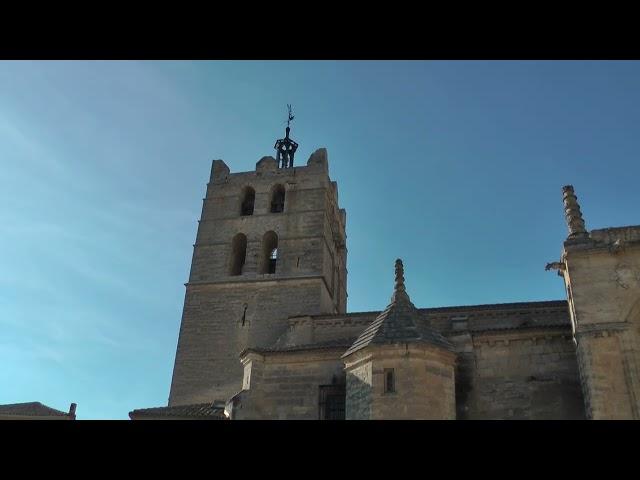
[210,148,330,184]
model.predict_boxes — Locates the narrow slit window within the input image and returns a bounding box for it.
[241,303,248,327]
[384,369,395,394]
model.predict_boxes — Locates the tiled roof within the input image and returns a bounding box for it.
[129,403,226,419]
[343,260,453,357]
[0,402,70,417]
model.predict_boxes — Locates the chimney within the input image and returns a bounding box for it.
[69,403,77,420]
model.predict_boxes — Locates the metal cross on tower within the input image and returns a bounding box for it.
[274,104,299,168]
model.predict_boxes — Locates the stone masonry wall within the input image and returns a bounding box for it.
[169,280,327,405]
[575,330,637,419]
[426,301,585,419]
[261,301,586,420]
[227,301,585,419]
[369,348,456,420]
[273,312,378,349]
[311,313,378,344]
[233,349,346,420]
[458,329,584,419]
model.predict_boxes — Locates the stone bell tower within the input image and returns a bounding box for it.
[168,121,348,406]
[552,185,640,419]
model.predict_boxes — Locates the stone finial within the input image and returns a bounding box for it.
[395,259,405,290]
[391,258,410,303]
[562,185,588,238]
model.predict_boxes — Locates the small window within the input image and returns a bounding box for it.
[270,184,285,213]
[240,187,255,216]
[384,369,395,394]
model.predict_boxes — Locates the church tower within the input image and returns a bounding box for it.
[168,122,347,406]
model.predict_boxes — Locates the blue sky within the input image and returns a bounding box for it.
[1,61,639,419]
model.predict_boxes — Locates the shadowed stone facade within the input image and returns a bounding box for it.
[130,148,639,420]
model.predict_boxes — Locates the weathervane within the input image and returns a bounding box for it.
[274,104,299,168]
[286,104,294,128]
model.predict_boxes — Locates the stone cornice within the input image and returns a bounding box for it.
[241,346,347,363]
[198,208,327,223]
[424,300,568,317]
[471,329,572,346]
[186,274,338,313]
[574,322,630,338]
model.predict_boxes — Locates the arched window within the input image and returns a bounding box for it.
[241,187,255,216]
[270,184,285,213]
[229,233,247,276]
[260,231,278,274]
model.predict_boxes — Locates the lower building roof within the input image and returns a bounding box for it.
[129,403,226,419]
[0,402,72,418]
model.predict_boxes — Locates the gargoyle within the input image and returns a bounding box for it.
[545,261,565,272]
